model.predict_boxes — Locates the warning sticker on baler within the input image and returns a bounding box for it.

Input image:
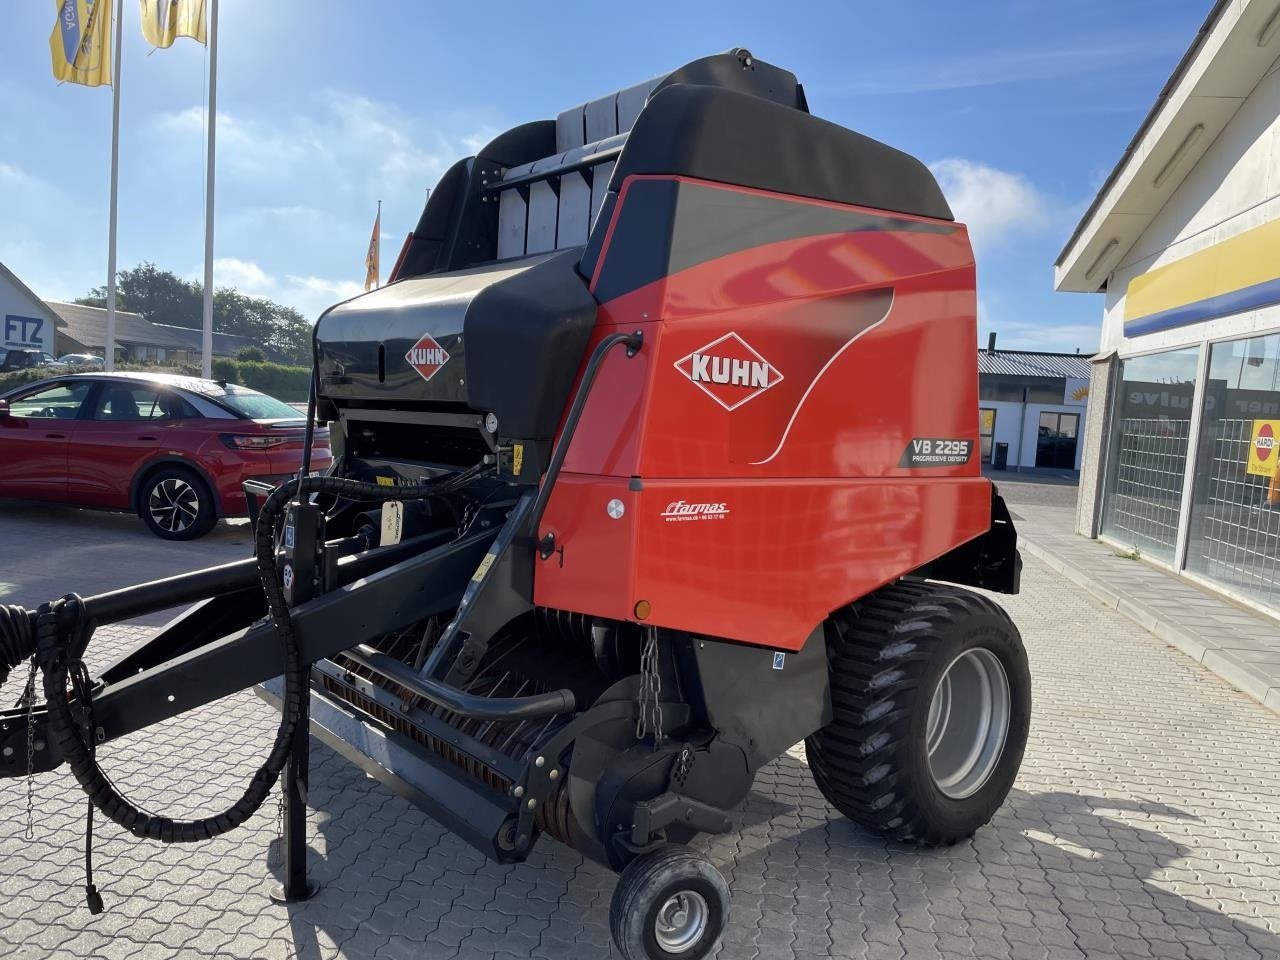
[899,438,973,467]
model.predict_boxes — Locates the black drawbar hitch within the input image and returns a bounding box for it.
[1,455,489,914]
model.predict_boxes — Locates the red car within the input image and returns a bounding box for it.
[0,372,330,539]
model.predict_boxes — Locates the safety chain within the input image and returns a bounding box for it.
[635,627,664,749]
[271,782,285,867]
[23,655,38,840]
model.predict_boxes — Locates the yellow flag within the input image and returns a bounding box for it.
[139,0,207,49]
[364,206,381,291]
[49,0,113,87]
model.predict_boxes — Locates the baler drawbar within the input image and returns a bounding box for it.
[0,49,1030,960]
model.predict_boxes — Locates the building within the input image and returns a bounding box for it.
[46,301,193,364]
[1,261,66,359]
[978,342,1091,471]
[151,323,284,362]
[1055,0,1280,615]
[43,304,273,365]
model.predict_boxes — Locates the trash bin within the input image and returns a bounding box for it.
[993,442,1009,470]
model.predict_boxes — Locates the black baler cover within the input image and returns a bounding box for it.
[315,249,596,443]
[464,249,598,441]
[609,84,954,222]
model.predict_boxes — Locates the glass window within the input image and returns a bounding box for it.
[1185,333,1280,607]
[1100,347,1200,564]
[93,385,191,422]
[6,381,93,419]
[978,408,996,463]
[213,387,301,420]
[1036,412,1080,469]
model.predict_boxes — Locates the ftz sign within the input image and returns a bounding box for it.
[3,315,45,350]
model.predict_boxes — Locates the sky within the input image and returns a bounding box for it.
[0,0,1213,352]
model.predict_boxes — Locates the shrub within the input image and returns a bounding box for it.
[235,360,311,402]
[0,368,55,393]
[236,346,267,363]
[0,357,311,403]
[211,356,239,383]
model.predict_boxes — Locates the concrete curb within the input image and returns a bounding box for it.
[1019,534,1280,717]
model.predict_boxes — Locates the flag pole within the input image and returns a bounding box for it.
[201,0,220,379]
[104,0,124,372]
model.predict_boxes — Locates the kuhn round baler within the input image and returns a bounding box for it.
[0,50,1028,959]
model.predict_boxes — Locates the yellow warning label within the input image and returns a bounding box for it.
[375,475,395,486]
[512,443,524,477]
[1247,420,1280,477]
[471,552,497,582]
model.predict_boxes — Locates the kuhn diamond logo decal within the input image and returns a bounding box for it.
[406,333,450,383]
[673,332,783,410]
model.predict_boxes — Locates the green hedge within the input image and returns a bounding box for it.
[0,368,52,393]
[212,358,311,402]
[0,359,311,403]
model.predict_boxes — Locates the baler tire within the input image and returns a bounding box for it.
[610,844,729,960]
[805,579,1030,845]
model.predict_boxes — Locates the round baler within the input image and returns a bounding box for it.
[0,50,1029,960]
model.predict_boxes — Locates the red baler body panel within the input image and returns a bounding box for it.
[534,176,988,649]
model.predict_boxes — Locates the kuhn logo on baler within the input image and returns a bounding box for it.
[406,333,450,383]
[674,332,783,410]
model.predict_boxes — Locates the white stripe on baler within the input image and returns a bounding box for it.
[749,292,895,466]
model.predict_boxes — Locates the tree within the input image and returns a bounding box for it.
[78,262,202,326]
[78,262,311,364]
[235,345,267,362]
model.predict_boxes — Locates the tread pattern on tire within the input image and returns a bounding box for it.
[610,844,728,960]
[805,578,1019,845]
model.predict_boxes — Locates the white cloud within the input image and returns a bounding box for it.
[930,158,1050,251]
[205,257,362,320]
[151,93,498,196]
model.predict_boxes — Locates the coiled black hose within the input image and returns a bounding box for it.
[0,603,36,689]
[36,461,491,845]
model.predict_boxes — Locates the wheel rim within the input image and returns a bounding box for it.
[925,647,1011,799]
[654,890,709,954]
[148,478,200,533]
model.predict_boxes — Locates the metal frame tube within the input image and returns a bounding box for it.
[345,644,574,720]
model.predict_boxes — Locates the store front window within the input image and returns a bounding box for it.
[1100,347,1200,564]
[1185,333,1280,607]
[979,408,996,463]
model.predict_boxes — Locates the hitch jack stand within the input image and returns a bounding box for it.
[268,671,320,904]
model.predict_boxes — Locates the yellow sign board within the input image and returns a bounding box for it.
[1247,420,1280,476]
[979,409,994,432]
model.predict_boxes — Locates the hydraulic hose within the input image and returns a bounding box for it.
[0,603,36,689]
[36,461,492,845]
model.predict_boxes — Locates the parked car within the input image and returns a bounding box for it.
[0,372,330,539]
[0,348,61,372]
[57,353,105,369]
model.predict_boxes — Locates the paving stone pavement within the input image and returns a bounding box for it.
[1010,498,1280,716]
[2,552,1279,959]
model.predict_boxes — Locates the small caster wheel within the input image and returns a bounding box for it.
[609,844,729,960]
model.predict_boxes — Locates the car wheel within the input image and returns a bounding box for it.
[138,466,217,540]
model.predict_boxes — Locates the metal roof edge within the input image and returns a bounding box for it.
[1054,0,1231,270]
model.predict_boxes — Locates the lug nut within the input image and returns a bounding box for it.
[534,756,544,768]
[549,769,559,781]
[526,798,536,810]
[513,786,524,798]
